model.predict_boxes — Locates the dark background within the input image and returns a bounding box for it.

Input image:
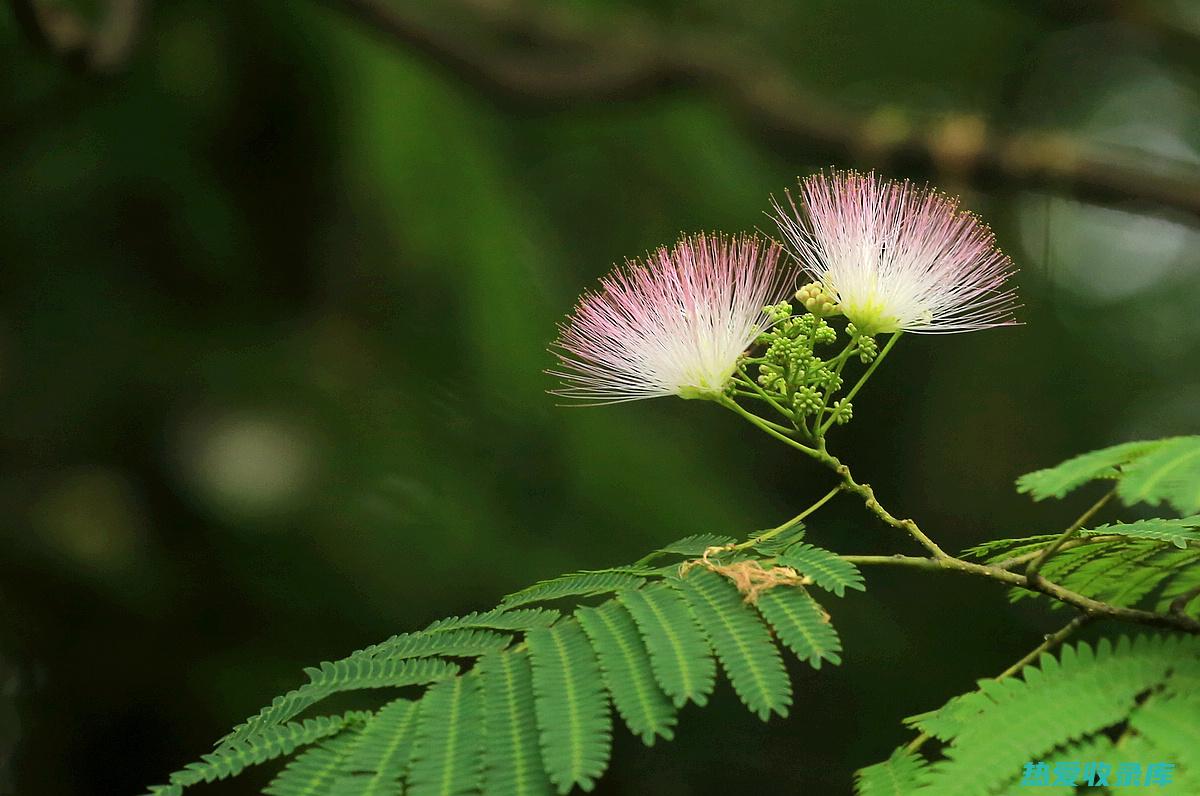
[2,1,1200,794]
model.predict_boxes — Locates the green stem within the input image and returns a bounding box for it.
[1171,583,1200,617]
[839,554,1200,634]
[818,331,901,436]
[991,534,1130,571]
[1025,488,1115,581]
[816,440,950,558]
[813,338,858,424]
[721,398,818,456]
[725,395,948,558]
[904,614,1092,753]
[731,485,842,552]
[734,365,794,424]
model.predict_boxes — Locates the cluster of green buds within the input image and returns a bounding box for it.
[728,283,879,438]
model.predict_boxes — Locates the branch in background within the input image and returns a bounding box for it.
[10,0,149,74]
[1029,0,1200,57]
[318,0,1200,221]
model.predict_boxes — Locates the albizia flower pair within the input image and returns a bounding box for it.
[551,171,1018,405]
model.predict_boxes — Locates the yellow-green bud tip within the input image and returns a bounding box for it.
[794,283,842,318]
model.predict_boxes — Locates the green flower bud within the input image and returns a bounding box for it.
[763,301,793,323]
[793,386,823,416]
[857,336,879,363]
[821,371,843,391]
[813,322,837,345]
[832,399,854,425]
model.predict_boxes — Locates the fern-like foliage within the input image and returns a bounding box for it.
[223,657,460,746]
[678,569,791,720]
[856,634,1200,795]
[576,602,676,744]
[967,524,1200,619]
[1017,435,1200,515]
[527,621,612,793]
[421,608,561,633]
[618,582,718,709]
[745,524,806,557]
[478,650,549,795]
[854,748,928,796]
[978,445,1200,618]
[755,586,843,668]
[407,674,485,796]
[501,572,648,609]
[653,533,738,557]
[1118,436,1200,516]
[337,698,420,794]
[1090,516,1200,548]
[169,712,371,789]
[147,538,860,795]
[265,730,363,796]
[1016,439,1167,501]
[778,543,866,597]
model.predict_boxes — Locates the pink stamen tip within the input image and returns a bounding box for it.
[550,233,793,404]
[773,170,1019,334]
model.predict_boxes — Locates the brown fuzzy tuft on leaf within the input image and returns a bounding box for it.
[681,549,811,604]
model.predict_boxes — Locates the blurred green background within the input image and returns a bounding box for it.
[2,1,1200,794]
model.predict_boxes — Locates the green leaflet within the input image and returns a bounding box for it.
[676,570,791,720]
[1128,692,1200,771]
[962,534,1059,561]
[502,572,646,608]
[1027,543,1120,594]
[355,628,514,663]
[477,650,551,796]
[264,728,363,796]
[1105,731,1200,794]
[1118,436,1200,516]
[339,698,421,794]
[985,733,1115,796]
[853,748,928,796]
[654,533,738,557]
[1046,544,1162,602]
[1094,547,1198,608]
[903,689,993,741]
[618,583,716,708]
[1157,558,1200,617]
[421,608,561,633]
[526,620,612,794]
[1090,516,1200,549]
[914,635,1200,795]
[163,712,370,788]
[407,674,485,796]
[575,601,677,745]
[999,538,1200,615]
[969,513,1200,615]
[1016,436,1200,516]
[224,657,458,745]
[746,524,806,557]
[777,543,866,597]
[755,587,842,669]
[1016,439,1168,501]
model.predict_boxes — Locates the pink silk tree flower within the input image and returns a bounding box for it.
[773,171,1019,335]
[550,233,791,404]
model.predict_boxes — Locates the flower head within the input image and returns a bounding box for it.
[773,171,1018,335]
[550,233,791,404]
